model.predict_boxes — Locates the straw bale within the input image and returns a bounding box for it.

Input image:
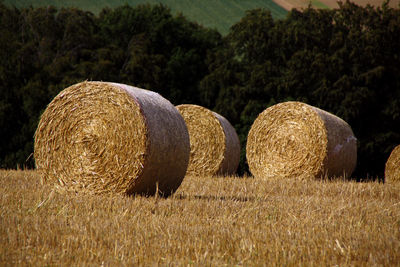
[176,104,240,176]
[246,101,357,179]
[385,145,400,182]
[34,81,190,196]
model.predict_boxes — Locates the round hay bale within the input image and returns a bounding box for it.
[385,145,400,182]
[246,101,357,179]
[34,81,190,196]
[176,104,240,176]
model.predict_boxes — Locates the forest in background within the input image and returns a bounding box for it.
[1,1,400,179]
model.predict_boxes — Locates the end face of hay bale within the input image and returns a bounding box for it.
[34,81,190,196]
[176,104,240,176]
[246,101,357,180]
[385,145,400,182]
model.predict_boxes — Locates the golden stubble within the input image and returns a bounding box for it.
[1,170,399,266]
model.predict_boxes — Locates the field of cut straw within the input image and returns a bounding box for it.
[1,169,399,265]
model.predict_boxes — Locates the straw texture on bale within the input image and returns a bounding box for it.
[246,101,357,179]
[176,104,240,176]
[34,81,190,196]
[385,145,400,182]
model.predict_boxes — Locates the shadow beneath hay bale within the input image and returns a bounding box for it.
[209,174,254,179]
[352,176,385,183]
[191,194,255,202]
[195,194,255,202]
[126,190,175,199]
[167,192,254,202]
[318,174,385,183]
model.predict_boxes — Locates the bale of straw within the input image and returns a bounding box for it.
[176,104,240,176]
[385,145,400,182]
[246,101,357,179]
[34,81,190,196]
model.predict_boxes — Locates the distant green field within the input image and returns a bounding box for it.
[311,0,329,9]
[3,0,288,35]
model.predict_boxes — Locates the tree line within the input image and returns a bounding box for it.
[1,1,399,179]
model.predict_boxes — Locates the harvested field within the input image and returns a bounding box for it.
[1,170,399,265]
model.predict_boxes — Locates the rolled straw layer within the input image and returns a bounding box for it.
[176,104,240,176]
[246,101,357,179]
[385,145,400,182]
[34,81,190,196]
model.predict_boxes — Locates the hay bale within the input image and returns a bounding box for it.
[34,81,190,196]
[385,145,400,182]
[246,101,357,179]
[176,104,240,176]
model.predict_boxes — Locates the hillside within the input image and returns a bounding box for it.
[3,0,288,35]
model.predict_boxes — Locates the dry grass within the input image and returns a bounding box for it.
[1,169,399,266]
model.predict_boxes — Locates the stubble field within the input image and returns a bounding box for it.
[1,170,399,266]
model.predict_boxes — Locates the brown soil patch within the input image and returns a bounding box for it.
[274,0,400,10]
